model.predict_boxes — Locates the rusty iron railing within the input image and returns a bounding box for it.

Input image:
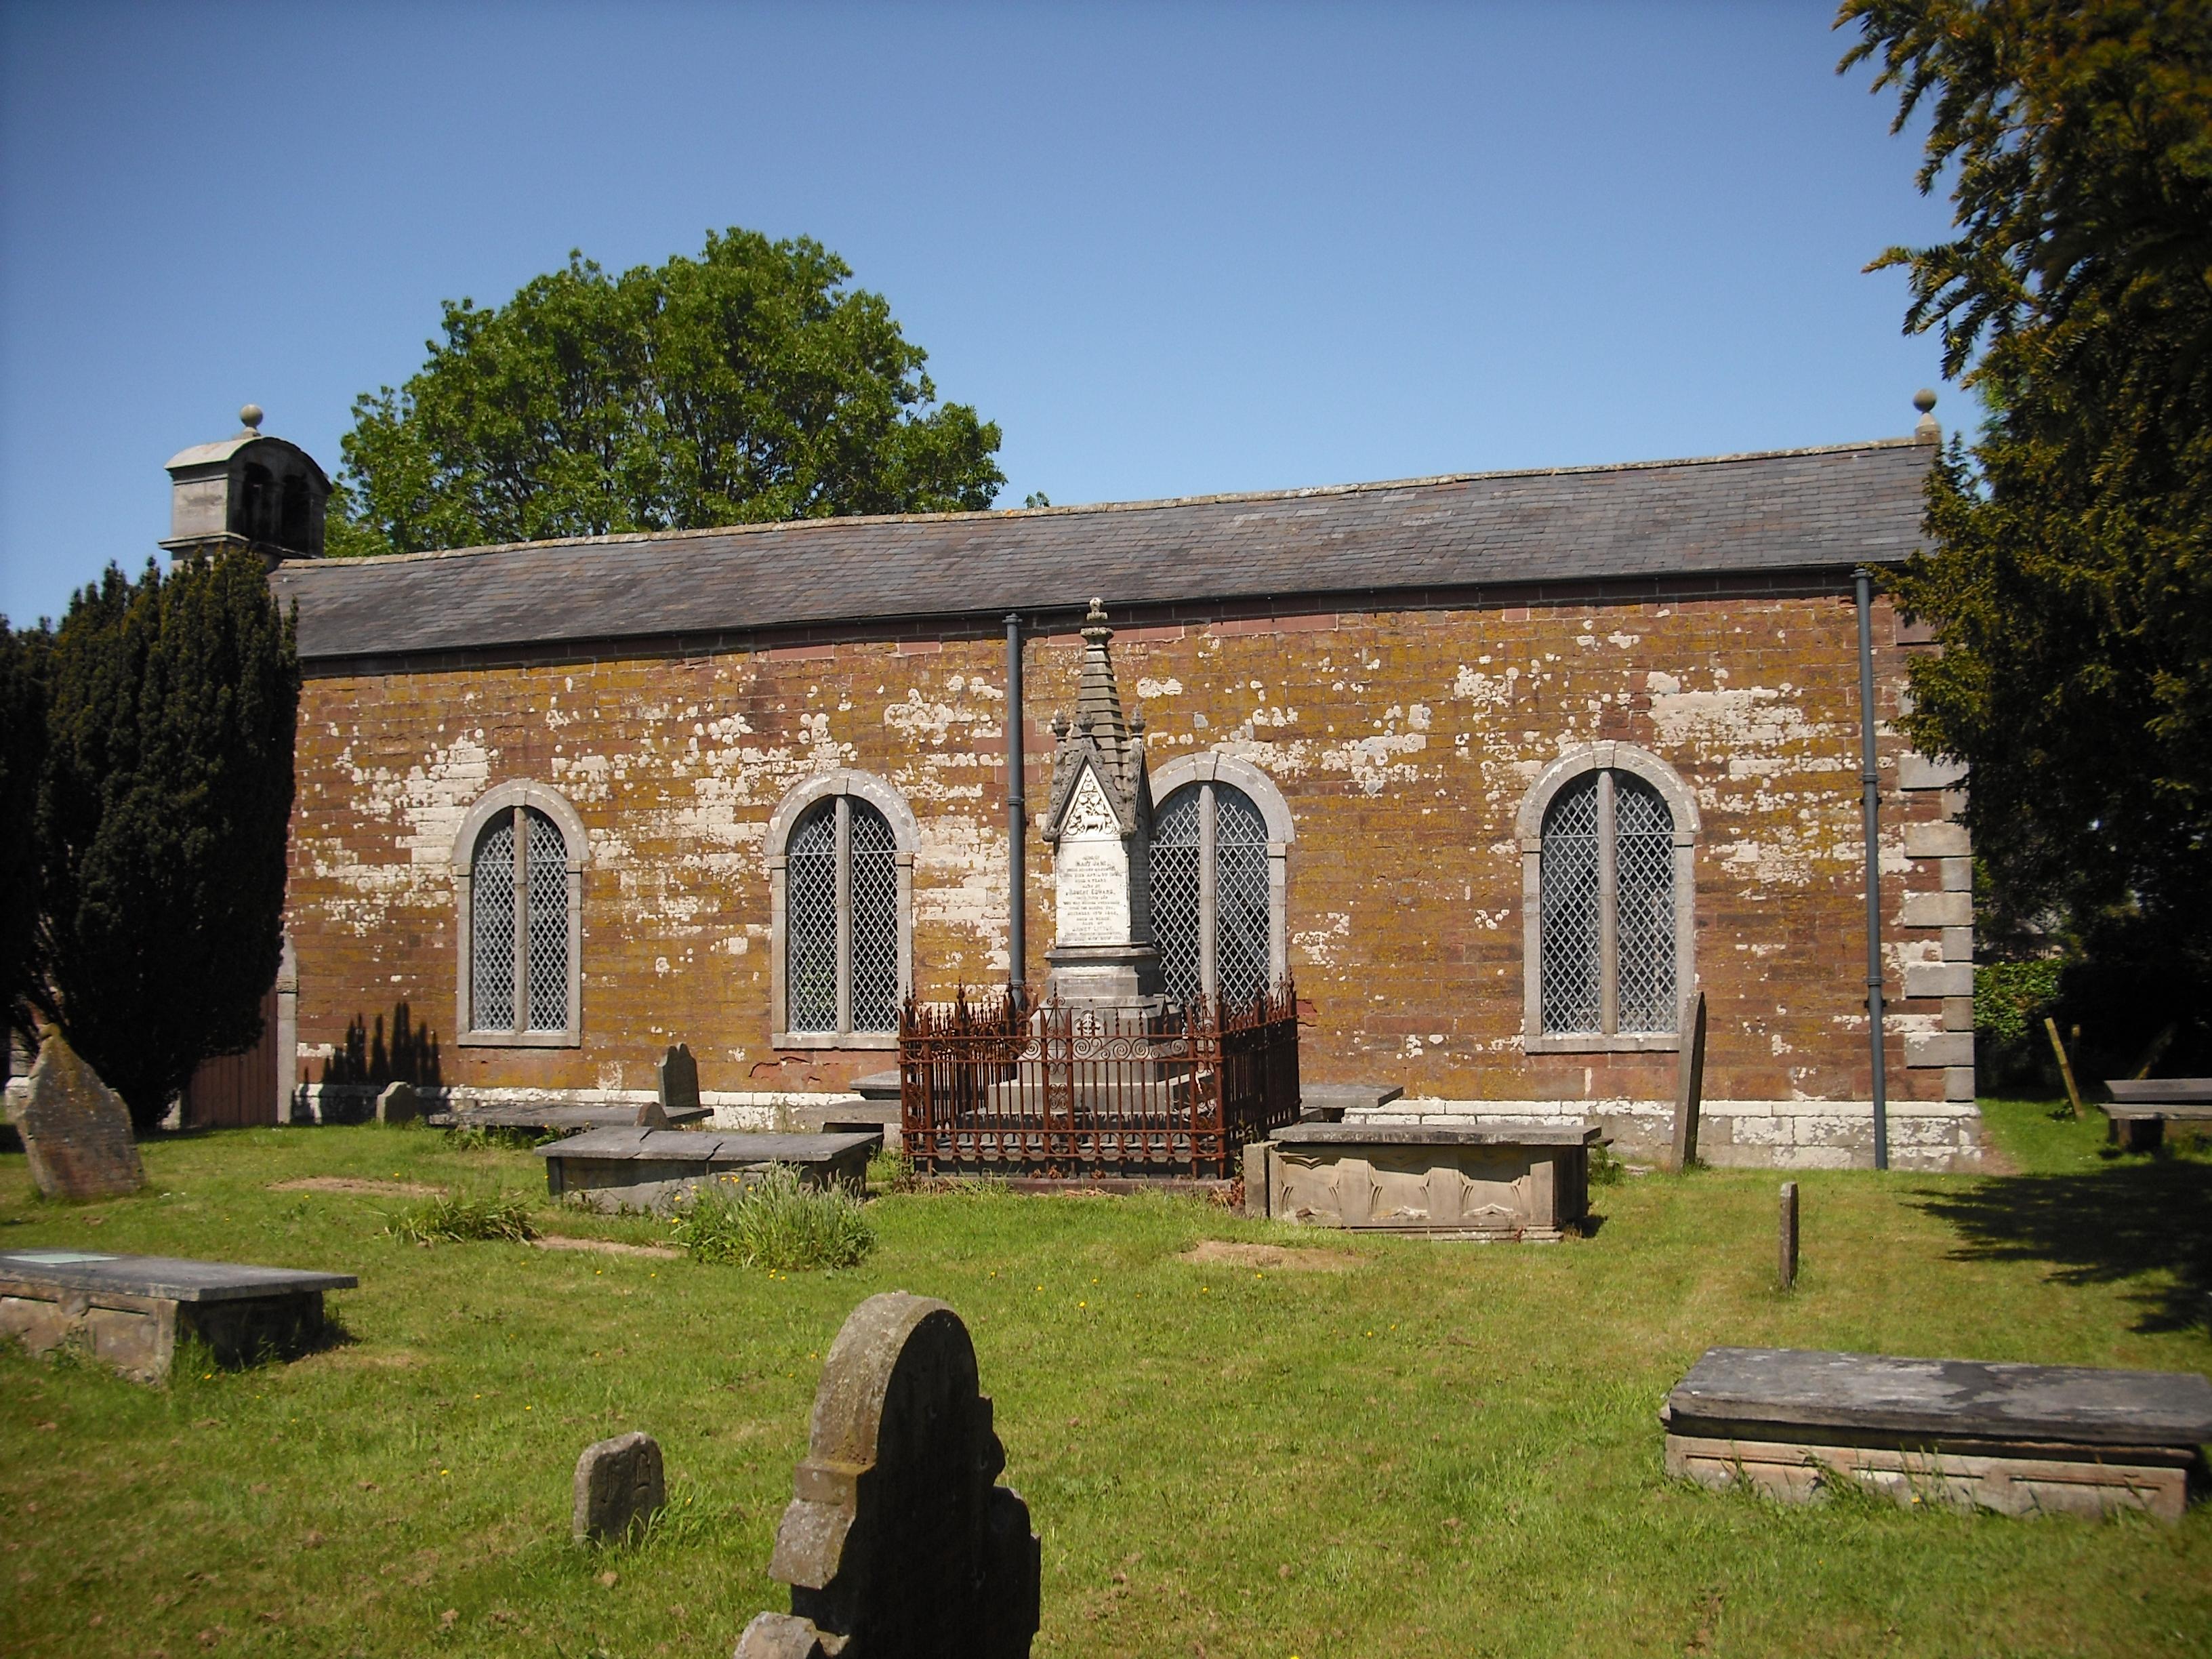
[899,983,1301,1179]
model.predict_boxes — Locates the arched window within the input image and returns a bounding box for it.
[1517,743,1697,1052]
[1147,754,1294,1008]
[453,783,587,1046]
[768,771,916,1046]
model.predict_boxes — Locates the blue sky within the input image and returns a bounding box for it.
[0,1,1952,626]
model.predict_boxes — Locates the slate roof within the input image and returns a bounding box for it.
[272,437,1933,664]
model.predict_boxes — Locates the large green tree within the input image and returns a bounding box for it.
[1841,0,2212,1060]
[331,228,1004,555]
[31,551,300,1128]
[0,617,47,1046]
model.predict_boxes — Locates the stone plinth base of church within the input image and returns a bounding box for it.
[1348,1098,1986,1172]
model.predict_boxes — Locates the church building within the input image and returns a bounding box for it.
[200,403,1979,1169]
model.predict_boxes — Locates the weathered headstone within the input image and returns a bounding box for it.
[1668,989,1707,1172]
[659,1042,700,1114]
[573,1431,665,1544]
[735,1291,1040,1659]
[375,1081,419,1126]
[6,1029,144,1200]
[1778,1181,1799,1290]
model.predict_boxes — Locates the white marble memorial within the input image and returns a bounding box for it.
[1038,601,1165,1008]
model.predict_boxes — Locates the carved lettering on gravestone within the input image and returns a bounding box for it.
[7,1029,144,1201]
[735,1291,1040,1659]
[573,1431,665,1543]
[1054,771,1129,948]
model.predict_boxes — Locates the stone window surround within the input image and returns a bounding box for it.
[767,769,918,1050]
[1517,742,1699,1054]
[452,781,588,1048]
[1148,752,1295,991]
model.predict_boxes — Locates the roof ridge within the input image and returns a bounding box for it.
[275,435,1929,576]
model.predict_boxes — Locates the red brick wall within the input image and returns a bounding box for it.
[285,588,1952,1105]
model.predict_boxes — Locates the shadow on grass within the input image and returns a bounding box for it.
[1914,1157,2212,1336]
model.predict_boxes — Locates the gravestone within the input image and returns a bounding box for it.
[735,1291,1040,1658]
[7,1029,144,1200]
[573,1431,665,1543]
[658,1043,700,1115]
[1778,1181,1799,1290]
[375,1081,419,1126]
[1668,990,1707,1172]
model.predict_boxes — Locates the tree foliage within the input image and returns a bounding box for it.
[0,617,47,1044]
[1841,0,2212,1052]
[331,228,1004,555]
[30,551,300,1128]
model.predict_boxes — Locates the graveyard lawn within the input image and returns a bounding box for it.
[0,1102,2207,1658]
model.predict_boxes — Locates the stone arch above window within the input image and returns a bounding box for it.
[1515,743,1697,1054]
[452,781,588,1048]
[1149,753,1294,1004]
[766,770,916,1048]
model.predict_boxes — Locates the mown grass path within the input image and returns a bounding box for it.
[1,1101,2207,1657]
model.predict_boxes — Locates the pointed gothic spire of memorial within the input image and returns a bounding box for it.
[1039,597,1164,1008]
[1073,597,1132,792]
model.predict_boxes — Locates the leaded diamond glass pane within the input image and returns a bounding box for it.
[1540,777,1602,1033]
[849,802,899,1032]
[786,802,838,1032]
[1214,785,1271,1010]
[1614,777,1676,1032]
[1151,785,1204,1004]
[472,815,516,1030]
[524,808,569,1030]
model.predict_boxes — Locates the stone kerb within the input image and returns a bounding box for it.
[7,1029,144,1200]
[736,1290,1040,1659]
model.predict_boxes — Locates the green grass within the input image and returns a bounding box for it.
[1,1105,2207,1658]
[386,1186,537,1246]
[668,1164,874,1270]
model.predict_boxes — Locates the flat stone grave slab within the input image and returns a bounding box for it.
[1663,1345,2212,1522]
[795,1080,901,1151]
[428,1101,710,1133]
[539,1128,878,1213]
[1249,1123,1597,1240]
[1297,1081,1403,1123]
[2100,1079,2212,1153]
[0,1249,356,1383]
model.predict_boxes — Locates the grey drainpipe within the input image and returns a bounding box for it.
[1856,567,1889,1170]
[1006,612,1026,1001]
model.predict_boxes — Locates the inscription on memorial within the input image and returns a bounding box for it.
[1055,841,1128,946]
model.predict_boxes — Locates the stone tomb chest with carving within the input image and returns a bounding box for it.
[1248,1122,1597,1240]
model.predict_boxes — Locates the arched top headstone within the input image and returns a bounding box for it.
[738,1291,1040,1658]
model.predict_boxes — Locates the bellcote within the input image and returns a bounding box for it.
[162,405,331,567]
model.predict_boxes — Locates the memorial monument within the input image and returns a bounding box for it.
[1037,600,1164,1012]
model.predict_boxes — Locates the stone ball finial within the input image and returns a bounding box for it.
[1912,388,1940,441]
[239,403,264,432]
[1086,597,1108,625]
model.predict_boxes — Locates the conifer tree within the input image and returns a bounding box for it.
[0,618,46,1046]
[1842,0,2212,1062]
[30,550,300,1128]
